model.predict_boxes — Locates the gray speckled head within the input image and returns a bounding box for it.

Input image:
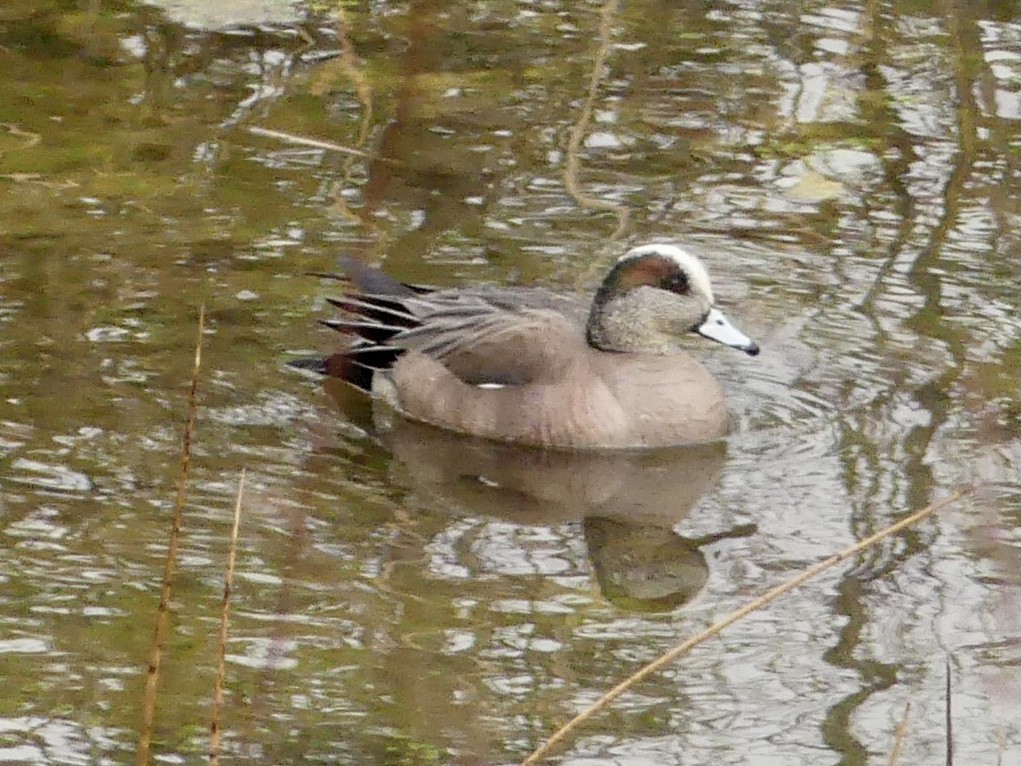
[586,244,758,355]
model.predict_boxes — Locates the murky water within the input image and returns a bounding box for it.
[0,1,1019,764]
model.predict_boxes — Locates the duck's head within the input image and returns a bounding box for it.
[585,243,760,356]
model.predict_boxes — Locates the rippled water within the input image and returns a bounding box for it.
[0,1,1019,764]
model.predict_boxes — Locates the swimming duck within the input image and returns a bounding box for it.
[306,244,758,449]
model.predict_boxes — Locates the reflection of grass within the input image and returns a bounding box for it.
[754,132,883,160]
[383,734,444,766]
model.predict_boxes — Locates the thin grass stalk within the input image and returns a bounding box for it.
[137,306,205,766]
[520,487,975,766]
[210,469,246,765]
[945,655,953,766]
[887,702,911,766]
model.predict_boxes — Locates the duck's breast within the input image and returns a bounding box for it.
[589,351,729,447]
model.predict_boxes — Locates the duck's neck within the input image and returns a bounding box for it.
[586,290,676,354]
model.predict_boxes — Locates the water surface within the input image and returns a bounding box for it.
[0,1,1019,764]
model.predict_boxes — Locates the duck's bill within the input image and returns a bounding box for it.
[697,308,760,356]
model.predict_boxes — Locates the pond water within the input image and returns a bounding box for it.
[0,1,1019,764]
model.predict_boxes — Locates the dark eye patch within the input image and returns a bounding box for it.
[603,253,691,297]
[660,270,689,294]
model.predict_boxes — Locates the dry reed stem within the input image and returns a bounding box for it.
[137,306,205,766]
[945,655,953,766]
[563,0,629,241]
[210,468,246,765]
[247,126,377,159]
[887,702,911,766]
[520,486,975,766]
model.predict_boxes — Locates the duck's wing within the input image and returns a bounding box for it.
[396,290,590,386]
[317,260,593,389]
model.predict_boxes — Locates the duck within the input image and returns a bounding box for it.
[303,243,759,450]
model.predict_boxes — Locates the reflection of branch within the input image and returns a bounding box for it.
[325,5,381,235]
[334,4,373,156]
[563,0,629,241]
[853,0,915,318]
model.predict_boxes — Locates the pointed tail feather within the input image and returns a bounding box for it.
[297,258,431,393]
[288,356,329,375]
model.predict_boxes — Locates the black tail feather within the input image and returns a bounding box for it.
[326,295,418,328]
[323,355,376,392]
[288,356,329,375]
[345,344,402,370]
[319,319,396,345]
[300,258,433,392]
[337,256,435,298]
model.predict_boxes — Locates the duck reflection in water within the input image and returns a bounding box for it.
[324,378,755,612]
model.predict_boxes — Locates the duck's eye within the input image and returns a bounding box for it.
[660,272,689,294]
